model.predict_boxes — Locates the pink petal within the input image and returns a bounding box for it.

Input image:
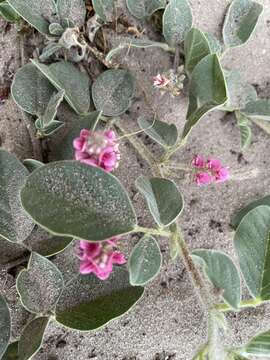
[192,154,205,168]
[215,167,230,183]
[112,252,126,265]
[80,260,96,274]
[195,172,213,186]
[207,158,222,171]
[80,158,98,167]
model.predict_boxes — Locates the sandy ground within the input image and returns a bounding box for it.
[1,0,270,359]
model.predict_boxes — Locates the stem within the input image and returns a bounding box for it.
[21,111,43,161]
[134,226,170,238]
[173,44,181,73]
[174,223,212,308]
[216,297,264,312]
[2,254,30,271]
[161,138,187,163]
[114,122,162,177]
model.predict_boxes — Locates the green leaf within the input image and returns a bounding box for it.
[235,111,252,150]
[222,70,257,112]
[39,43,64,61]
[49,23,64,35]
[11,64,55,117]
[231,195,270,229]
[39,119,65,137]
[1,342,18,360]
[92,69,135,117]
[0,295,11,359]
[31,60,91,115]
[192,249,241,309]
[204,32,223,56]
[16,252,64,314]
[182,54,227,140]
[126,0,166,19]
[23,159,44,173]
[128,235,162,286]
[184,28,211,75]
[242,330,270,356]
[138,117,178,148]
[223,0,263,48]
[106,39,172,62]
[57,0,86,27]
[234,205,270,300]
[25,227,73,257]
[50,110,102,160]
[0,150,34,243]
[18,317,49,360]
[0,1,20,22]
[7,0,57,35]
[241,99,270,121]
[93,0,115,22]
[163,0,193,46]
[55,267,144,331]
[42,90,65,126]
[20,161,137,241]
[136,176,183,227]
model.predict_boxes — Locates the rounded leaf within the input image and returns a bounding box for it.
[231,195,270,230]
[7,0,57,35]
[93,0,115,22]
[241,99,270,121]
[242,330,270,356]
[11,64,55,116]
[192,249,241,309]
[138,117,178,148]
[0,150,34,243]
[163,0,193,46]
[20,161,137,241]
[55,267,144,331]
[18,317,49,360]
[92,69,135,117]
[234,205,270,300]
[16,252,64,314]
[182,54,227,140]
[223,0,263,48]
[126,0,166,19]
[31,60,91,115]
[0,295,11,359]
[128,235,162,286]
[136,176,183,227]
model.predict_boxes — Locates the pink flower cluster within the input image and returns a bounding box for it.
[78,237,126,280]
[153,74,169,88]
[73,129,120,172]
[192,155,230,186]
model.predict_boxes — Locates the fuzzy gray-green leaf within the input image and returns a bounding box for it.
[128,235,162,286]
[0,295,11,359]
[231,195,270,229]
[236,111,252,150]
[55,267,144,331]
[20,161,137,241]
[93,0,115,22]
[223,0,263,48]
[242,330,270,356]
[7,0,57,34]
[16,252,64,314]
[136,176,183,227]
[31,60,91,114]
[192,249,241,309]
[138,117,178,148]
[184,28,211,75]
[163,0,193,46]
[182,54,227,140]
[222,70,257,112]
[234,205,270,300]
[18,317,49,360]
[57,0,86,27]
[126,0,166,19]
[241,99,270,121]
[11,64,55,116]
[0,150,34,243]
[0,1,19,22]
[92,69,134,117]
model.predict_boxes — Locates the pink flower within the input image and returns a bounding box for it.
[78,237,126,280]
[153,74,169,88]
[73,129,120,172]
[192,155,230,186]
[192,154,205,168]
[195,172,213,186]
[215,167,230,183]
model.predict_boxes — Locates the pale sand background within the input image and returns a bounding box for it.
[1,0,270,359]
